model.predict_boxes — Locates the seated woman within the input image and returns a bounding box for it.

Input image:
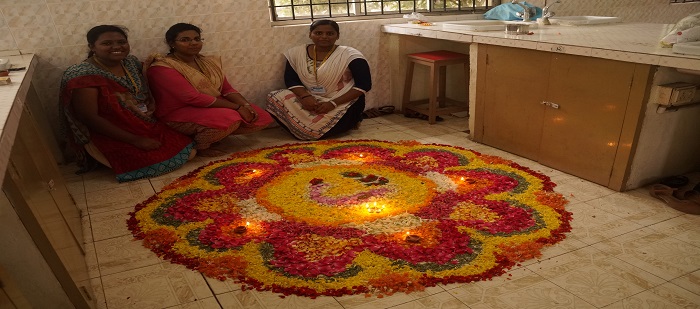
[266,19,372,141]
[146,23,273,156]
[60,25,195,182]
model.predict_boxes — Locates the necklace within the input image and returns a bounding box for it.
[92,56,141,94]
[92,56,146,101]
[313,44,337,83]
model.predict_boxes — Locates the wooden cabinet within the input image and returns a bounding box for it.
[1,97,94,308]
[474,45,652,190]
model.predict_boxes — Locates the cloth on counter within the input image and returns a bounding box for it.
[483,2,542,21]
[661,12,700,47]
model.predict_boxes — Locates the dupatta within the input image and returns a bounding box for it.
[147,54,225,96]
[284,45,365,100]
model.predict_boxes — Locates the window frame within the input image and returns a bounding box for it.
[269,0,496,23]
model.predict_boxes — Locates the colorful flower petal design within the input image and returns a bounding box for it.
[129,140,572,298]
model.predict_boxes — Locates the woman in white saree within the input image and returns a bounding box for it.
[266,20,372,140]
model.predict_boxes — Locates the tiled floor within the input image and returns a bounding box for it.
[61,114,700,309]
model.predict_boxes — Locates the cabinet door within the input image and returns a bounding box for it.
[4,108,94,308]
[480,45,551,160]
[20,100,84,249]
[538,54,636,185]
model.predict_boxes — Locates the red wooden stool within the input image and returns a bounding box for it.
[402,50,469,124]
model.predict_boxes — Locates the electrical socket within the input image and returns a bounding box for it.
[657,82,697,106]
[672,87,695,105]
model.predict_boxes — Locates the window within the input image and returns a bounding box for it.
[270,0,496,22]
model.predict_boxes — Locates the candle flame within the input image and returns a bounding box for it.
[246,221,250,226]
[460,177,465,181]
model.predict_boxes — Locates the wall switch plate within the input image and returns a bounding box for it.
[657,82,697,106]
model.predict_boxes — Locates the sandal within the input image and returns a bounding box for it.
[649,184,700,215]
[362,108,383,119]
[673,182,700,205]
[404,110,443,122]
[378,106,395,115]
[660,175,689,188]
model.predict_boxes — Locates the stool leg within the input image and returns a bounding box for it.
[429,63,438,124]
[463,62,470,117]
[439,65,447,108]
[402,61,415,114]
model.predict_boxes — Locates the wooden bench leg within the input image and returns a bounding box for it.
[463,62,470,117]
[439,65,447,108]
[402,61,415,114]
[429,63,438,124]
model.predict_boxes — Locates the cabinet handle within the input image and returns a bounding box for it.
[541,101,560,109]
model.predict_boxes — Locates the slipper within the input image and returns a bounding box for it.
[362,108,383,119]
[649,184,700,215]
[660,175,689,188]
[673,182,700,205]
[404,111,444,122]
[378,106,395,115]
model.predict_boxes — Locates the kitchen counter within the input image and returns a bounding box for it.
[382,22,700,71]
[0,54,37,188]
[382,20,700,191]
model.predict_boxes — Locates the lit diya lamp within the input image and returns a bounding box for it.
[365,202,385,214]
[233,221,250,234]
[405,231,421,243]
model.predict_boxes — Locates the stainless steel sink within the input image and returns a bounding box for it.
[548,16,621,26]
[441,20,537,32]
[673,41,700,56]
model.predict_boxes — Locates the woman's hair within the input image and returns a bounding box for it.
[86,25,128,58]
[165,23,202,53]
[310,19,340,33]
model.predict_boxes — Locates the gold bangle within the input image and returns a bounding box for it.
[329,100,338,108]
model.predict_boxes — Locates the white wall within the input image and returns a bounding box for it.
[0,0,696,154]
[627,67,700,188]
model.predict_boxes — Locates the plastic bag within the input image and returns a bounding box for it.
[483,2,542,21]
[660,12,700,47]
[403,12,432,25]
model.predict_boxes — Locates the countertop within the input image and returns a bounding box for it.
[382,22,700,71]
[0,54,37,188]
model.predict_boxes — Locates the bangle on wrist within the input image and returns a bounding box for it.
[329,100,338,108]
[300,94,312,100]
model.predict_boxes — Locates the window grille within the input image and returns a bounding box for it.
[270,0,496,22]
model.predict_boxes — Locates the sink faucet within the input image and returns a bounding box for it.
[511,0,535,22]
[543,0,560,18]
[540,0,561,25]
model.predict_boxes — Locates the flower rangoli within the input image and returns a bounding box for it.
[129,140,572,298]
